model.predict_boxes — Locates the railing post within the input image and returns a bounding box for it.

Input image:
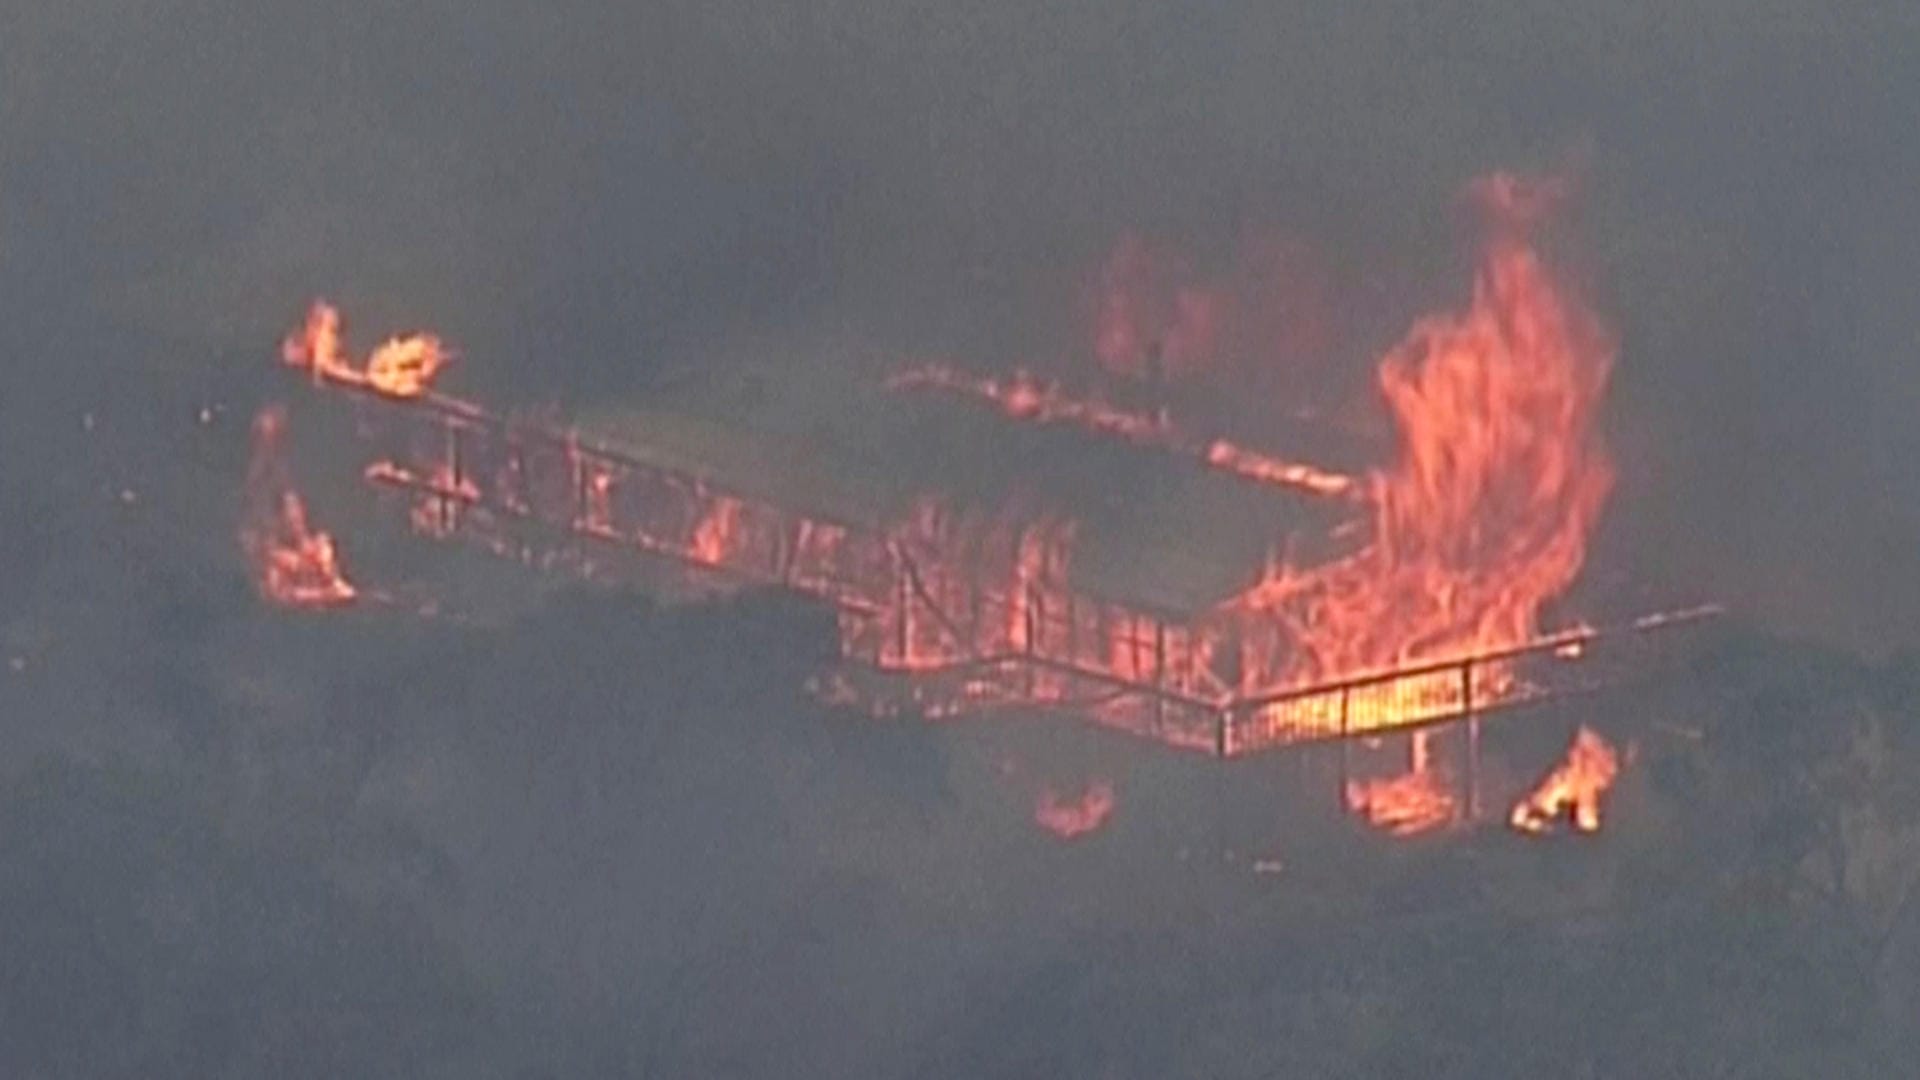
[895,556,911,666]
[769,512,785,579]
[967,576,980,655]
[1463,658,1479,822]
[1338,684,1351,808]
[779,519,801,586]
[569,445,583,531]
[1067,595,1079,666]
[1153,621,1167,734]
[1026,588,1039,656]
[443,419,460,534]
[1032,589,1043,696]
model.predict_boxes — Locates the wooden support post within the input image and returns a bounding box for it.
[1023,587,1038,699]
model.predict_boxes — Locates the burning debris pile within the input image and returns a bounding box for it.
[1345,732,1460,837]
[239,405,357,608]
[1509,725,1622,835]
[243,170,1710,838]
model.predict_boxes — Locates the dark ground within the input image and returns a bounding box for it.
[1,388,1916,1076]
[5,3,1920,1075]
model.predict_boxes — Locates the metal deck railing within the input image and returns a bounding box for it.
[296,373,1720,757]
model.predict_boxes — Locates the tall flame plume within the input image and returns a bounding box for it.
[1223,170,1615,835]
[1225,171,1614,693]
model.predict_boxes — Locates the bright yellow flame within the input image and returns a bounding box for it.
[1510,725,1620,835]
[283,300,449,399]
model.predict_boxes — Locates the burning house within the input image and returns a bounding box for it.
[244,170,1715,839]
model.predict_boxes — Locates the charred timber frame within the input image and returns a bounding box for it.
[308,376,1717,758]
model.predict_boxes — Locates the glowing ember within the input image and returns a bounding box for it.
[889,363,1357,499]
[283,300,450,398]
[240,406,358,608]
[1034,780,1116,839]
[690,495,746,566]
[1509,725,1620,835]
[1345,771,1455,836]
[889,364,1171,441]
[1224,170,1614,711]
[1199,437,1358,499]
[1343,730,1457,836]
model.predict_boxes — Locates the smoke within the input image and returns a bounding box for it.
[4,2,1920,1075]
[8,3,1919,644]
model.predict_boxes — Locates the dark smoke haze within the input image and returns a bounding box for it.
[3,3,1918,1076]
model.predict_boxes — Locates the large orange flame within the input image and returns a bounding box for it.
[1509,725,1620,835]
[283,300,449,399]
[1034,779,1116,839]
[1224,171,1614,693]
[240,406,358,608]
